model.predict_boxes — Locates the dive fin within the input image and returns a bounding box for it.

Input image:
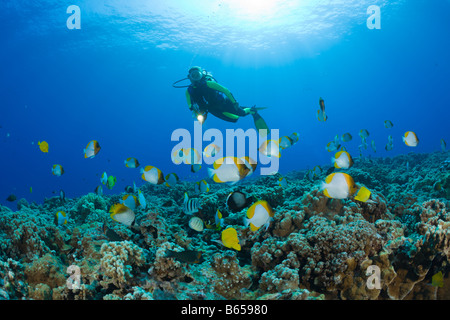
[252,112,269,138]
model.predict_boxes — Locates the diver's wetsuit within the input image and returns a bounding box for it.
[185,78,249,122]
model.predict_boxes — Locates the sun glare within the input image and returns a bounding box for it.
[221,0,282,20]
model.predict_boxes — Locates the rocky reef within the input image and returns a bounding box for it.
[0,151,449,300]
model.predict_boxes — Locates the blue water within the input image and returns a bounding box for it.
[1,0,449,207]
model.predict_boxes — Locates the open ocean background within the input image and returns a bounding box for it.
[1,0,449,208]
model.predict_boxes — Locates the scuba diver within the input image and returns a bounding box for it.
[173,66,269,134]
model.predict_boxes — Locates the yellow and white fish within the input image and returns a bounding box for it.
[240,156,257,178]
[101,172,108,185]
[141,165,165,185]
[341,133,352,142]
[94,185,103,196]
[164,173,179,187]
[384,120,394,129]
[171,148,185,165]
[278,176,288,188]
[245,200,274,232]
[359,129,370,140]
[259,139,281,158]
[321,172,357,199]
[52,164,64,176]
[55,211,68,226]
[84,140,101,159]
[441,139,447,152]
[38,141,49,153]
[191,164,202,173]
[207,156,250,184]
[279,136,294,150]
[371,140,376,153]
[289,132,300,144]
[194,180,210,193]
[332,151,353,169]
[203,143,221,158]
[138,189,146,210]
[183,148,202,165]
[110,203,136,227]
[403,131,419,147]
[326,138,341,152]
[120,194,139,210]
[215,209,224,229]
[317,97,328,122]
[124,157,140,168]
[188,216,204,232]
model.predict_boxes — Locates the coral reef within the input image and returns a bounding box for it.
[0,151,449,300]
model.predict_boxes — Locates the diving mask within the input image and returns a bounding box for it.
[188,67,205,82]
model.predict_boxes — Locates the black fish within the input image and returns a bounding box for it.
[103,223,123,242]
[226,191,254,213]
[124,185,134,193]
[166,249,204,264]
[6,194,17,202]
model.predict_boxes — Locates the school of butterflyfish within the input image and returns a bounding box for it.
[32,97,446,260]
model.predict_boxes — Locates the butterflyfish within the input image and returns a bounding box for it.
[371,140,376,153]
[245,200,274,232]
[55,211,68,226]
[164,173,179,187]
[120,194,139,210]
[138,189,147,210]
[317,97,328,122]
[279,136,294,150]
[194,180,210,193]
[84,140,101,159]
[109,203,136,227]
[94,185,103,195]
[240,156,257,178]
[441,139,447,152]
[215,209,224,230]
[321,172,357,199]
[203,143,221,158]
[384,120,394,129]
[278,176,288,188]
[141,165,165,185]
[403,131,419,147]
[52,164,64,176]
[101,172,108,185]
[359,129,370,139]
[124,157,140,168]
[332,151,353,169]
[207,157,250,184]
[342,133,353,142]
[259,139,281,158]
[289,132,300,144]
